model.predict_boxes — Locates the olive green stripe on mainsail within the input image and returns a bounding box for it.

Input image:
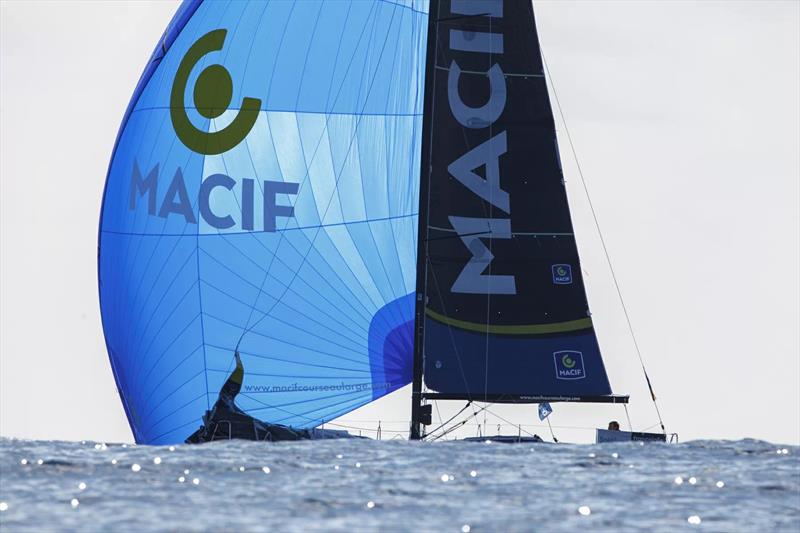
[425,308,594,335]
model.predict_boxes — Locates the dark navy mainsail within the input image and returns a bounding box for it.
[413,0,613,416]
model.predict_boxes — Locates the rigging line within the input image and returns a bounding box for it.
[429,407,485,442]
[112,6,220,386]
[325,421,406,435]
[147,391,207,433]
[136,314,203,388]
[113,111,176,351]
[428,402,493,441]
[199,251,369,351]
[426,404,474,441]
[293,2,325,110]
[434,400,444,432]
[121,237,192,379]
[247,390,373,427]
[206,368,369,379]
[414,6,449,438]
[120,38,209,363]
[128,279,202,393]
[335,418,609,432]
[201,316,371,371]
[132,106,422,118]
[425,401,472,438]
[415,7,480,436]
[481,25,493,424]
[150,417,206,444]
[483,11,498,431]
[256,1,394,335]
[431,421,467,441]
[319,4,408,333]
[196,192,209,409]
[211,235,370,340]
[231,15,405,338]
[237,2,403,349]
[121,154,198,367]
[139,345,205,410]
[623,403,634,432]
[121,0,218,257]
[481,406,544,440]
[426,226,573,236]
[540,49,666,435]
[427,417,466,442]
[234,1,382,349]
[546,416,559,443]
[459,421,605,432]
[208,314,371,373]
[237,389,346,423]
[139,365,206,422]
[328,19,416,335]
[425,261,482,425]
[327,418,408,423]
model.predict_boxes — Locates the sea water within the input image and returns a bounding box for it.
[0,438,797,532]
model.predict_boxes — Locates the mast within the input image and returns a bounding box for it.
[410,0,440,441]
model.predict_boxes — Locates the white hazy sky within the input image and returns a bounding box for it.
[1,1,798,445]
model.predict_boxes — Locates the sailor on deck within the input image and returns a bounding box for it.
[186,351,309,443]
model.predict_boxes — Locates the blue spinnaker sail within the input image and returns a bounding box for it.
[99,0,428,444]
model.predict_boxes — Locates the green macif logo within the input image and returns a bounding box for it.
[170,29,261,155]
[556,266,567,277]
[561,354,576,369]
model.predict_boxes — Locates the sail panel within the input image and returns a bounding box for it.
[418,0,612,398]
[99,0,427,444]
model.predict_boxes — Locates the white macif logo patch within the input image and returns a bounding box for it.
[553,350,586,380]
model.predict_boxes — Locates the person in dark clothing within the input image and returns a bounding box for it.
[186,351,310,443]
[217,351,245,411]
[607,420,621,431]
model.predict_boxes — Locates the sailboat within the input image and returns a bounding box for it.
[98,0,671,445]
